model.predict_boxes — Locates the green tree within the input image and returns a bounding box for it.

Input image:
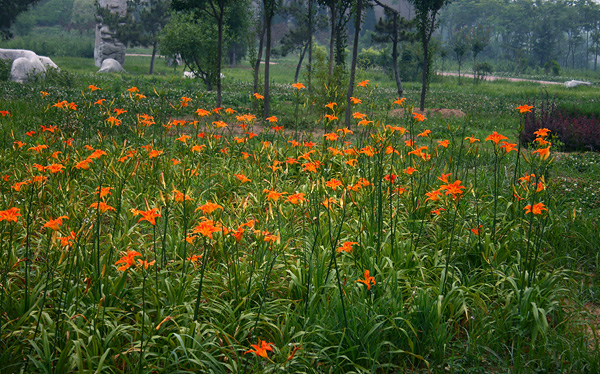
[0,0,41,39]
[160,12,219,90]
[172,0,232,107]
[450,26,469,84]
[225,0,250,67]
[409,0,452,111]
[467,24,490,83]
[372,1,416,97]
[279,0,327,83]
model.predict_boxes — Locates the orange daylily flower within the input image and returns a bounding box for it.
[132,208,161,225]
[532,146,550,160]
[355,269,376,289]
[350,97,362,104]
[337,241,358,254]
[253,93,264,100]
[323,133,339,141]
[195,108,211,117]
[440,180,466,199]
[127,87,139,93]
[287,193,307,204]
[470,225,483,235]
[394,97,406,106]
[431,207,445,216]
[96,186,113,198]
[88,84,101,91]
[326,179,343,190]
[89,202,116,213]
[325,102,337,110]
[352,112,367,119]
[534,128,550,138]
[235,173,251,183]
[418,129,431,137]
[291,82,305,90]
[29,144,48,153]
[485,131,508,145]
[324,114,338,121]
[115,251,142,271]
[197,202,223,214]
[175,135,190,144]
[192,218,221,239]
[265,116,278,123]
[0,207,21,223]
[357,80,370,87]
[180,96,192,107]
[263,189,286,202]
[45,163,65,174]
[516,104,533,113]
[173,189,193,203]
[404,166,417,175]
[524,202,547,215]
[425,189,442,202]
[465,136,480,144]
[383,174,397,183]
[413,113,426,122]
[245,339,275,358]
[500,141,518,153]
[43,215,69,231]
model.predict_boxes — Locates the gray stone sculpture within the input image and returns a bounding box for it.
[95,0,127,67]
[0,48,58,83]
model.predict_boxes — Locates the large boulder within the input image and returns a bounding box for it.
[0,48,59,83]
[98,58,125,73]
[95,0,127,67]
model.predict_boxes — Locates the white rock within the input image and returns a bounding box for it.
[183,71,225,79]
[97,58,125,73]
[39,56,59,70]
[0,49,55,83]
[564,80,591,88]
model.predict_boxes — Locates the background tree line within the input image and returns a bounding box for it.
[2,0,600,112]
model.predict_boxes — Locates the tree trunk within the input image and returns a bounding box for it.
[308,0,313,92]
[295,42,308,83]
[329,0,336,77]
[216,5,224,108]
[253,20,266,110]
[391,12,403,97]
[420,42,427,111]
[149,39,157,75]
[264,8,272,119]
[473,54,477,84]
[344,0,362,127]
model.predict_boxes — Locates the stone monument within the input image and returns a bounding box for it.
[94,0,127,68]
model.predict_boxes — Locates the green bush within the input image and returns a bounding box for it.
[0,59,11,81]
[0,32,94,58]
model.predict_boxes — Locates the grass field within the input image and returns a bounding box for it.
[1,54,599,373]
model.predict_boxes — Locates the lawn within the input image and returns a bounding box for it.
[1,55,599,373]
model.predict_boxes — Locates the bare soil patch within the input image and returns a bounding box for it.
[390,108,466,119]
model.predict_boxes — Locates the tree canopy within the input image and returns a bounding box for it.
[0,0,41,39]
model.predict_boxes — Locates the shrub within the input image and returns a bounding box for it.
[521,97,600,152]
[0,59,11,81]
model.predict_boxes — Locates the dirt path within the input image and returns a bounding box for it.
[439,72,562,85]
